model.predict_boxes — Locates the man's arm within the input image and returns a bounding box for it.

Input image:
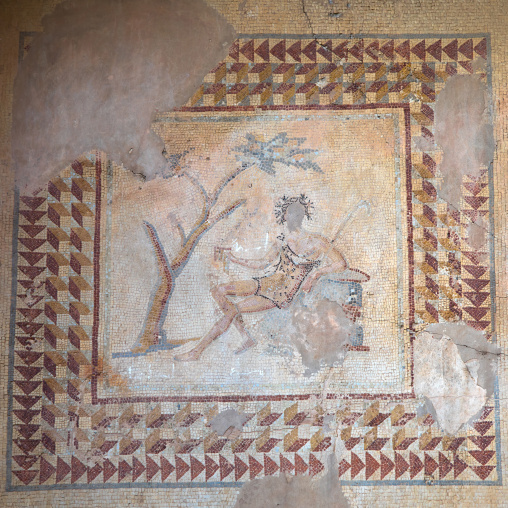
[301,236,347,292]
[227,243,279,270]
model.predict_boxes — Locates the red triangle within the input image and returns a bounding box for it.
[229,40,239,61]
[469,450,495,465]
[17,322,43,336]
[464,196,488,210]
[175,456,190,481]
[464,306,489,321]
[190,455,205,480]
[309,453,324,477]
[264,454,279,476]
[411,40,426,60]
[15,438,39,455]
[56,457,71,483]
[442,39,458,60]
[302,40,317,62]
[16,350,43,364]
[205,455,219,481]
[240,40,254,62]
[462,251,486,265]
[469,435,495,450]
[20,225,46,238]
[395,40,410,60]
[132,457,145,481]
[464,292,489,307]
[270,40,286,61]
[13,470,38,485]
[18,266,45,280]
[15,381,41,395]
[295,453,308,475]
[463,181,487,196]
[14,395,40,409]
[145,456,160,481]
[279,454,294,473]
[380,453,394,479]
[19,210,46,224]
[395,452,409,479]
[13,455,38,471]
[379,40,394,59]
[15,424,39,439]
[338,459,351,477]
[426,40,442,61]
[439,452,453,479]
[18,296,44,309]
[317,40,333,61]
[470,465,494,480]
[463,265,488,279]
[20,196,46,210]
[18,309,43,322]
[333,41,349,60]
[249,455,263,479]
[409,452,423,478]
[255,39,270,61]
[219,455,234,480]
[39,456,56,484]
[424,453,438,476]
[234,456,248,481]
[15,365,42,380]
[19,252,45,266]
[365,41,379,61]
[103,459,117,482]
[286,40,301,62]
[454,456,468,479]
[463,279,490,292]
[350,452,365,479]
[16,351,43,365]
[118,460,132,481]
[474,38,487,60]
[13,409,39,424]
[19,238,46,252]
[87,462,103,483]
[349,39,364,62]
[459,39,474,59]
[161,456,175,481]
[365,452,380,479]
[71,456,87,483]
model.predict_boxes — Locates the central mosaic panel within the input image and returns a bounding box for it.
[102,107,412,399]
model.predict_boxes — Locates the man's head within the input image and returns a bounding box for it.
[275,194,313,231]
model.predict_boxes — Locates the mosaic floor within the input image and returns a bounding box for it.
[2,2,508,507]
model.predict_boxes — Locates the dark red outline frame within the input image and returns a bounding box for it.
[92,103,415,404]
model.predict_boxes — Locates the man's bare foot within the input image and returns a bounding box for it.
[234,337,256,355]
[174,348,202,362]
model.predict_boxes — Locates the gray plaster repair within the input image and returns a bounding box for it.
[12,0,235,192]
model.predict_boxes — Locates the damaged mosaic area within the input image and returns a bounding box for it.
[4,31,503,506]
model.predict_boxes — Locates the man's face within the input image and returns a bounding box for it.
[285,202,305,231]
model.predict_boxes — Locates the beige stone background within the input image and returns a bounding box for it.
[1,0,507,506]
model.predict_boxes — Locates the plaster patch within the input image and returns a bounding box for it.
[414,330,487,435]
[209,408,249,437]
[234,454,350,508]
[426,322,501,397]
[12,0,235,192]
[435,74,494,211]
[290,298,355,375]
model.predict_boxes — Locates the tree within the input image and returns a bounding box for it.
[132,132,322,353]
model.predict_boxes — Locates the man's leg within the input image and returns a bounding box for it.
[232,295,277,354]
[174,280,258,361]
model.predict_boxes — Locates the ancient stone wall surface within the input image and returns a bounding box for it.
[1,1,508,507]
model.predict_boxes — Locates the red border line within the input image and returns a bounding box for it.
[91,153,102,405]
[95,103,416,404]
